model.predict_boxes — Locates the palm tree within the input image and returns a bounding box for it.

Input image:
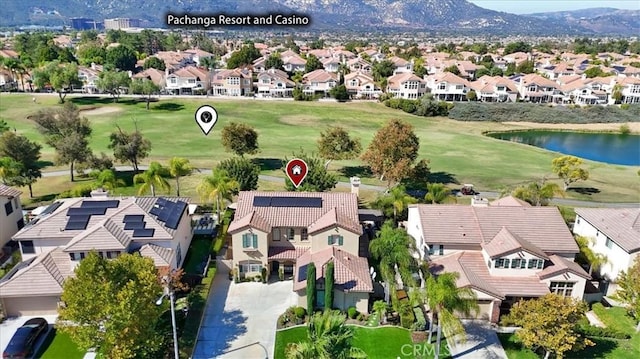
[197,168,239,220]
[421,272,479,359]
[372,300,388,325]
[373,185,416,223]
[575,235,609,276]
[424,183,452,204]
[133,162,171,196]
[92,169,125,191]
[286,310,367,359]
[168,157,193,196]
[512,179,564,206]
[369,221,418,303]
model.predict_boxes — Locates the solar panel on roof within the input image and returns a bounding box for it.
[149,205,162,216]
[81,200,120,208]
[124,221,146,230]
[40,202,62,216]
[67,207,107,216]
[123,215,144,223]
[132,228,155,237]
[67,214,91,222]
[65,221,89,230]
[165,201,187,229]
[156,197,169,206]
[157,204,173,222]
[270,197,323,208]
[253,196,272,207]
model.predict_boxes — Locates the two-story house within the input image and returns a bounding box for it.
[517,74,560,103]
[301,69,338,96]
[469,76,518,102]
[347,58,372,74]
[322,57,342,73]
[227,192,373,313]
[256,68,295,98]
[0,192,192,316]
[343,71,381,99]
[425,72,471,101]
[132,68,166,89]
[77,63,103,94]
[281,50,307,73]
[164,66,210,95]
[211,68,253,96]
[572,208,640,295]
[611,76,640,104]
[388,56,413,74]
[407,198,589,323]
[0,185,24,248]
[386,72,427,99]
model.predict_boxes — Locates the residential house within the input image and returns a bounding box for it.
[211,68,253,96]
[572,208,640,295]
[469,76,518,102]
[164,66,210,95]
[227,192,373,313]
[151,51,195,71]
[361,49,385,62]
[386,72,427,99]
[611,76,640,104]
[502,51,531,66]
[77,63,103,94]
[388,56,413,74]
[183,48,214,67]
[425,72,471,101]
[0,69,16,91]
[440,60,480,80]
[301,69,337,95]
[407,200,589,323]
[281,50,307,73]
[132,68,165,88]
[256,68,295,98]
[347,57,372,74]
[306,49,332,60]
[516,74,561,103]
[322,57,342,73]
[539,63,577,80]
[0,185,24,248]
[343,71,382,99]
[0,193,193,316]
[561,79,608,105]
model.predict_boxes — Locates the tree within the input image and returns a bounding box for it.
[58,252,164,359]
[584,66,612,78]
[516,60,535,74]
[0,157,22,185]
[33,102,92,182]
[575,235,608,276]
[443,65,460,75]
[265,53,284,71]
[551,155,590,191]
[316,126,362,169]
[91,169,125,191]
[0,120,9,133]
[402,159,431,189]
[612,257,640,332]
[32,61,81,103]
[133,161,171,196]
[421,272,479,359]
[0,132,42,197]
[216,157,260,193]
[167,157,193,197]
[324,261,334,310]
[425,183,452,204]
[283,151,337,192]
[197,168,239,219]
[466,89,477,101]
[226,43,261,69]
[220,122,259,157]
[372,60,395,82]
[329,84,349,102]
[76,42,106,66]
[504,41,532,55]
[612,84,623,104]
[372,300,388,325]
[306,262,316,313]
[361,119,420,188]
[143,56,166,71]
[501,294,594,359]
[105,45,137,71]
[129,78,160,110]
[286,310,366,359]
[371,185,416,223]
[369,221,418,299]
[512,179,564,206]
[108,124,152,172]
[305,54,323,73]
[96,70,131,103]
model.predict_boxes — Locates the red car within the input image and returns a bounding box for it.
[3,318,49,359]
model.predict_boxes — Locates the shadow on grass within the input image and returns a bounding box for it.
[428,171,459,185]
[114,171,136,186]
[153,102,184,111]
[33,326,57,357]
[569,187,601,195]
[37,160,55,168]
[253,158,283,171]
[567,337,619,358]
[70,96,140,106]
[340,165,373,178]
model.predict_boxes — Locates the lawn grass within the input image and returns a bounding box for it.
[274,325,448,359]
[36,328,85,359]
[497,333,538,359]
[2,94,638,203]
[182,237,213,274]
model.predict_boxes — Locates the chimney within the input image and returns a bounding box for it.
[90,188,109,199]
[91,62,96,70]
[350,177,361,197]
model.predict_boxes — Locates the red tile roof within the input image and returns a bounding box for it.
[538,255,591,280]
[482,227,548,259]
[293,246,373,292]
[575,208,640,253]
[0,184,21,197]
[268,246,310,260]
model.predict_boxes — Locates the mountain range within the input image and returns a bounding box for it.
[1,0,638,36]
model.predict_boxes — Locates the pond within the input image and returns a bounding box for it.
[487,130,640,166]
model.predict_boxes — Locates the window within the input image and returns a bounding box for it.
[4,201,13,216]
[242,233,258,249]
[550,282,575,297]
[528,259,544,269]
[438,245,444,256]
[428,245,434,256]
[21,240,35,254]
[187,78,196,84]
[272,228,281,241]
[241,262,262,273]
[288,228,295,241]
[227,77,240,85]
[511,258,521,268]
[301,228,308,241]
[169,77,177,84]
[495,258,510,268]
[605,238,613,249]
[328,235,344,246]
[176,243,182,266]
[17,218,25,230]
[438,83,446,90]
[106,251,120,259]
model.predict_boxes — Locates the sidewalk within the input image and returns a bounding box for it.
[448,320,508,359]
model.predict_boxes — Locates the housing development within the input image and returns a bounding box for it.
[0,3,639,359]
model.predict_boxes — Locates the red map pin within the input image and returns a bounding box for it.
[285,159,308,188]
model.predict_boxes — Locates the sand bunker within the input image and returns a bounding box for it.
[80,106,122,116]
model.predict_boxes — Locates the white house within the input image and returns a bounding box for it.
[386,72,427,99]
[425,72,471,101]
[0,185,24,248]
[164,66,210,95]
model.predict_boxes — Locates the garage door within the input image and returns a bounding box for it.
[457,300,492,320]
[3,296,59,317]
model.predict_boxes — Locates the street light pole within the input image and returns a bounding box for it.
[169,290,179,359]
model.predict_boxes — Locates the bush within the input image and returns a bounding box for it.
[278,267,284,281]
[400,311,416,329]
[261,267,268,283]
[621,103,631,110]
[413,307,427,331]
[356,313,365,321]
[348,306,358,319]
[57,184,94,199]
[294,307,306,319]
[578,323,631,339]
[620,123,631,135]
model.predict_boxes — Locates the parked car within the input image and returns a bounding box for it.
[2,317,49,359]
[460,184,478,195]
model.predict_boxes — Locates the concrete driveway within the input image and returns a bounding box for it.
[193,275,298,359]
[448,320,507,359]
[0,314,58,358]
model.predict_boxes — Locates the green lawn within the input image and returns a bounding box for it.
[182,236,213,274]
[498,303,640,359]
[35,328,85,359]
[274,325,449,359]
[1,94,638,203]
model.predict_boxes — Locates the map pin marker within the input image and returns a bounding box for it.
[195,105,218,136]
[285,158,309,188]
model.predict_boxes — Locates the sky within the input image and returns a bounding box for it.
[468,0,640,14]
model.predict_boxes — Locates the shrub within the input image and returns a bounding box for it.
[620,123,631,135]
[294,307,306,319]
[348,306,358,319]
[356,313,365,322]
[278,266,284,281]
[621,103,630,110]
[578,323,631,339]
[261,267,268,283]
[413,307,427,331]
[400,311,416,329]
[228,268,235,281]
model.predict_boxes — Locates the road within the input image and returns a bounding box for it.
[40,165,639,208]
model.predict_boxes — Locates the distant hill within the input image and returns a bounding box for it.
[0,0,636,36]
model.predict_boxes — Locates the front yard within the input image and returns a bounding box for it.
[274,326,449,359]
[35,329,85,359]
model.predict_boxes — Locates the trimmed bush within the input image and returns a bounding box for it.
[278,266,284,281]
[348,306,358,319]
[294,307,306,319]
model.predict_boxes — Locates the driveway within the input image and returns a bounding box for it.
[0,314,58,358]
[192,274,298,359]
[448,320,507,359]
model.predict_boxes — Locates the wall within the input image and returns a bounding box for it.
[1,196,23,247]
[484,250,547,277]
[540,271,587,301]
[310,226,360,256]
[21,238,70,260]
[231,228,269,273]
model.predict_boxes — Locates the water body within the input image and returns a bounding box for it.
[487,130,640,166]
